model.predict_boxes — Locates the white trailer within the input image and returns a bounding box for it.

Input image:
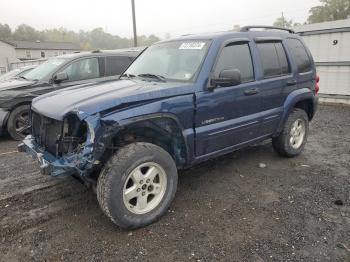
[294,19,350,104]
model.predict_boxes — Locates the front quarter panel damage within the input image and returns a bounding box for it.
[23,91,194,178]
[21,112,121,177]
[53,113,122,177]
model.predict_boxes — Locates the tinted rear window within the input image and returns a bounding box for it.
[286,38,312,73]
[105,56,132,76]
[275,43,290,74]
[257,42,290,78]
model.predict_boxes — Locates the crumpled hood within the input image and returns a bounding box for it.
[0,79,36,92]
[32,79,194,120]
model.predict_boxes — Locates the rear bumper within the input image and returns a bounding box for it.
[312,95,319,120]
[0,108,9,135]
[18,135,78,176]
[314,96,319,109]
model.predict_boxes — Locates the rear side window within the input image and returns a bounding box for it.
[286,38,312,73]
[257,42,290,78]
[275,43,290,74]
[214,43,254,83]
[105,56,132,76]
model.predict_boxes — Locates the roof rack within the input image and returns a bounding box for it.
[240,26,295,34]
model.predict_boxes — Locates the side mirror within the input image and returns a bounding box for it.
[210,69,242,89]
[54,72,69,83]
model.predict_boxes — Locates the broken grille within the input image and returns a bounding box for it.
[32,111,63,156]
[31,111,87,156]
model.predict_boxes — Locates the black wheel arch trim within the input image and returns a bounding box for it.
[115,113,191,167]
[276,88,317,134]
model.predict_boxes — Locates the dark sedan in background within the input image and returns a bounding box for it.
[0,48,143,140]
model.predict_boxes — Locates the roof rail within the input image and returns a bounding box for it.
[240,26,295,34]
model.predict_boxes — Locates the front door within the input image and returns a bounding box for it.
[53,57,103,89]
[195,41,262,157]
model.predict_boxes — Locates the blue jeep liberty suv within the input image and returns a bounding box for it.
[19,26,319,229]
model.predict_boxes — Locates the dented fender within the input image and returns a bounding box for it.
[18,111,121,177]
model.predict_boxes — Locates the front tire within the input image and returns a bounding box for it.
[272,108,309,157]
[7,105,31,140]
[97,142,178,229]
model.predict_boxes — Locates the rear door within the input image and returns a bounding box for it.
[195,40,262,156]
[254,39,294,136]
[104,55,134,79]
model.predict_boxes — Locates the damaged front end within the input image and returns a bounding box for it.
[18,110,119,177]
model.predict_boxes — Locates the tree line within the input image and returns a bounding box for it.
[1,0,349,49]
[231,0,349,30]
[0,24,160,50]
[273,0,350,28]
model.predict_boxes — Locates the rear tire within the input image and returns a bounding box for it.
[97,142,178,229]
[272,108,309,157]
[7,105,31,140]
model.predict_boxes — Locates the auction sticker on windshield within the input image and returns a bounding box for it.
[179,42,206,50]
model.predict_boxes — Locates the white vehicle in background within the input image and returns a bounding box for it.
[0,65,37,83]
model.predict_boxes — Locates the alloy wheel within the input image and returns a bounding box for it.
[123,162,167,214]
[290,118,305,149]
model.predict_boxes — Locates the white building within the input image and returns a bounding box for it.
[0,40,80,74]
[12,40,80,60]
[294,19,350,103]
[0,40,20,74]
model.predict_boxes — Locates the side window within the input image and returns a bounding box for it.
[105,56,132,76]
[257,42,290,78]
[275,43,290,74]
[59,57,100,82]
[214,43,254,83]
[286,38,312,73]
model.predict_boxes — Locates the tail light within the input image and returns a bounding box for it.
[314,74,320,94]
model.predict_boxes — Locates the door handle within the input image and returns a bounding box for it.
[244,88,259,96]
[287,79,297,86]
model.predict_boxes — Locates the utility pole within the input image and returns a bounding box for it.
[282,12,285,28]
[131,0,137,47]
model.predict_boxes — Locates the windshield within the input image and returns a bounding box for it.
[0,69,20,81]
[124,40,210,82]
[24,58,67,81]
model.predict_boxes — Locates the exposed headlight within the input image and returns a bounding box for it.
[59,114,87,155]
[87,122,95,143]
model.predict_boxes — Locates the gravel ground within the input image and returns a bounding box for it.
[0,104,349,262]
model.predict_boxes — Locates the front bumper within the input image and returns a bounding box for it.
[18,135,80,176]
[0,108,9,135]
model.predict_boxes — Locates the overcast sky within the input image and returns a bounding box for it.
[0,0,320,38]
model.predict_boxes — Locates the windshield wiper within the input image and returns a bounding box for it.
[138,73,166,82]
[17,76,39,81]
[121,73,136,79]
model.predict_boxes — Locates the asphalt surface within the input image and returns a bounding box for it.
[0,104,349,262]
